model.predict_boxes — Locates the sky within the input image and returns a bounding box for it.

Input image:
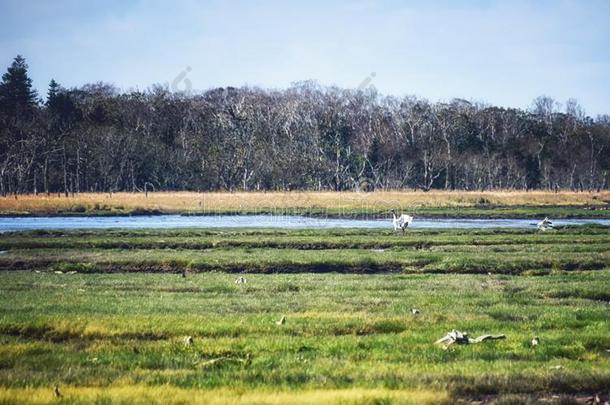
[1,0,609,115]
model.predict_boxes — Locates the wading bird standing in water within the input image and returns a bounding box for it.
[391,210,413,233]
[537,217,554,231]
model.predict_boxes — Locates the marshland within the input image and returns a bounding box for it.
[1,221,610,404]
[2,0,610,402]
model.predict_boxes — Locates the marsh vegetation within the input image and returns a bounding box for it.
[2,190,610,218]
[1,225,609,403]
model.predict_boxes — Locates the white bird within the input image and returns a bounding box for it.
[183,336,194,346]
[537,217,554,231]
[531,336,539,347]
[235,276,247,284]
[275,316,286,325]
[391,210,414,233]
[411,308,420,315]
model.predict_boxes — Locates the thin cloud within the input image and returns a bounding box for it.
[0,0,608,115]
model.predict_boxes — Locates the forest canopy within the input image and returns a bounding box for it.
[1,55,609,195]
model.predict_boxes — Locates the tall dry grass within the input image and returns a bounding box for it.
[0,190,609,214]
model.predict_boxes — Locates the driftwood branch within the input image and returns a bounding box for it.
[435,330,506,347]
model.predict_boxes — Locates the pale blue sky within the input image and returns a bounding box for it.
[1,0,609,115]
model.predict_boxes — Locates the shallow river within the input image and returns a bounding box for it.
[1,215,610,232]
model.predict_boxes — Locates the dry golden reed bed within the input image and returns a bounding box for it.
[1,190,609,215]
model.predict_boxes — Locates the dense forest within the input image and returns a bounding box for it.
[1,55,609,195]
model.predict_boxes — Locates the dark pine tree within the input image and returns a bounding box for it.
[46,79,60,107]
[0,55,38,121]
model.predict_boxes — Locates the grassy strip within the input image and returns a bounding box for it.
[4,238,610,251]
[3,230,610,250]
[0,386,448,405]
[2,205,610,219]
[2,191,610,218]
[1,247,610,275]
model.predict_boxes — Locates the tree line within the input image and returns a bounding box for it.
[1,55,609,195]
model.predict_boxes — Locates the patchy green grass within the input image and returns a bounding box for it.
[1,271,609,403]
[2,226,610,274]
[1,226,610,404]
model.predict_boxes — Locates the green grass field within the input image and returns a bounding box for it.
[2,227,610,275]
[1,226,610,404]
